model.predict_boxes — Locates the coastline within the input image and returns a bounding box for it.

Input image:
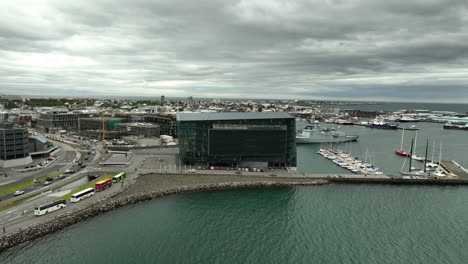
[0,174,328,253]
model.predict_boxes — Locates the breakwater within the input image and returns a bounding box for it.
[0,179,328,253]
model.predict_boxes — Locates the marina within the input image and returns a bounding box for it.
[297,120,468,177]
[317,148,386,177]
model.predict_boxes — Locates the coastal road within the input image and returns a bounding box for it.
[0,168,108,228]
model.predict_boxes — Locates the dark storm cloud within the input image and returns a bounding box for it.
[0,0,467,102]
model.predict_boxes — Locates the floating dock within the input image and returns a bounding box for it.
[317,149,387,177]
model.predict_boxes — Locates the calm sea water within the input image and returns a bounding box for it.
[4,186,468,263]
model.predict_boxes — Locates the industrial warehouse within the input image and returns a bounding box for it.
[177,112,297,168]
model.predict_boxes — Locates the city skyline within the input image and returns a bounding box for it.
[1,0,467,102]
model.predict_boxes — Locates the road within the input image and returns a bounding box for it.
[0,144,176,233]
[0,141,101,201]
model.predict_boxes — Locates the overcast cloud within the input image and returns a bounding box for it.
[0,0,467,102]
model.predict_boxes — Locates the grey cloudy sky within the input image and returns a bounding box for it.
[1,0,468,102]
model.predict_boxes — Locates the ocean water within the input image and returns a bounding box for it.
[296,121,468,175]
[3,185,468,264]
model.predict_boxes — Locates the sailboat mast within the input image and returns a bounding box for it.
[431,140,435,163]
[400,128,404,150]
[424,139,429,173]
[409,138,414,173]
[414,130,418,156]
[365,147,368,164]
[438,141,442,164]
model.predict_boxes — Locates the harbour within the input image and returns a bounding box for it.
[3,181,468,264]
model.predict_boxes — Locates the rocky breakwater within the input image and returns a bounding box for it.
[0,179,328,253]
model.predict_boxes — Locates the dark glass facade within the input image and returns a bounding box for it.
[0,123,30,160]
[178,114,296,167]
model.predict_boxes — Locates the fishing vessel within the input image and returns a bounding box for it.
[443,122,468,130]
[366,117,398,129]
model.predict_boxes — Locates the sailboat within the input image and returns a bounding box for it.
[395,128,410,157]
[411,131,425,161]
[400,138,427,177]
[400,139,446,177]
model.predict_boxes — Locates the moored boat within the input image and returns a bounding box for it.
[367,117,398,129]
[443,122,468,130]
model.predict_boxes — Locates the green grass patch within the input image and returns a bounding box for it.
[58,174,116,200]
[0,172,62,197]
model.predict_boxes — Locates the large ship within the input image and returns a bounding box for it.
[296,124,359,144]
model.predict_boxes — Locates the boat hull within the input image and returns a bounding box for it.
[443,125,468,130]
[366,124,398,129]
[296,135,359,144]
[395,150,410,157]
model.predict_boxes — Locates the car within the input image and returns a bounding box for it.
[81,164,86,168]
[235,171,242,175]
[85,156,89,160]
[65,169,75,174]
[88,174,99,181]
[188,169,196,173]
[34,178,40,183]
[14,190,25,196]
[43,180,52,186]
[58,174,67,179]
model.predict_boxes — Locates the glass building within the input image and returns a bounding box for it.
[177,112,296,168]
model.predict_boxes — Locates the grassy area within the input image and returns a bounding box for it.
[58,174,115,200]
[0,172,62,197]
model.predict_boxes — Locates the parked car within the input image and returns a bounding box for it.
[14,190,25,196]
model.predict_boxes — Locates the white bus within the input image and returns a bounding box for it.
[34,200,67,216]
[70,188,95,203]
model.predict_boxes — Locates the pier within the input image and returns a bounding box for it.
[317,148,387,177]
[440,161,468,180]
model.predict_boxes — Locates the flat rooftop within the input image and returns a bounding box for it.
[177,112,294,121]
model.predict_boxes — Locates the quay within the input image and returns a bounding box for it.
[440,160,468,180]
